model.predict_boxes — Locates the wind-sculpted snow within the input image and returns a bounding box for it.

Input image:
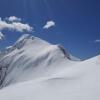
[0,34,78,88]
[0,55,99,100]
[0,34,99,100]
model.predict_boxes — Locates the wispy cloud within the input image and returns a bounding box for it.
[0,32,4,41]
[0,16,33,32]
[94,39,100,43]
[43,21,55,29]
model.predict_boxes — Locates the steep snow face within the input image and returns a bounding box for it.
[0,55,99,100]
[0,34,78,87]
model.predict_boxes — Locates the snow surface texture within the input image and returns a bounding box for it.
[0,34,100,100]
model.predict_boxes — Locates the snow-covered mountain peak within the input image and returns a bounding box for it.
[0,34,78,87]
[0,34,72,61]
[0,34,100,100]
[16,34,31,42]
[13,34,50,49]
[9,34,72,60]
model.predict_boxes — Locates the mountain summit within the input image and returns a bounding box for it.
[0,34,79,87]
[0,34,100,100]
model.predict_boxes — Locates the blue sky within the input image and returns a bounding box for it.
[0,0,100,59]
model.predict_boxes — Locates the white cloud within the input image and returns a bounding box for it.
[0,32,4,40]
[43,21,55,29]
[94,39,100,43]
[12,22,33,32]
[0,17,33,32]
[6,16,21,22]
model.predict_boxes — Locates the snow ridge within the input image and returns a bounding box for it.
[0,34,77,88]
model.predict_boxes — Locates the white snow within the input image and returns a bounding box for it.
[0,34,99,100]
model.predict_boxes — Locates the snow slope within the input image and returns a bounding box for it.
[0,34,79,87]
[0,34,99,100]
[0,55,100,100]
